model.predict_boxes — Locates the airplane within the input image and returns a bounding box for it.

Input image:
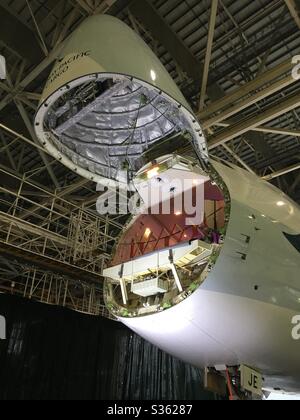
[34,14,300,398]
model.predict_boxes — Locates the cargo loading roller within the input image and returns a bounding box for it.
[35,15,300,396]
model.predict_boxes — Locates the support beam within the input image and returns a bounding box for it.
[23,92,41,101]
[74,0,94,14]
[25,0,49,56]
[0,210,68,247]
[263,163,300,181]
[0,0,116,114]
[290,171,300,192]
[222,144,256,174]
[14,100,60,188]
[198,58,294,120]
[213,121,300,138]
[244,131,283,172]
[0,163,123,231]
[170,263,183,293]
[199,0,218,111]
[285,0,300,29]
[0,40,65,113]
[0,122,54,155]
[202,74,296,129]
[119,278,128,305]
[0,241,104,283]
[0,5,44,64]
[253,126,300,137]
[208,19,296,87]
[208,92,300,148]
[130,0,202,83]
[94,0,117,14]
[187,122,298,181]
[74,0,118,15]
[0,133,17,171]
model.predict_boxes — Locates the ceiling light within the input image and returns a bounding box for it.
[277,201,285,207]
[147,167,160,179]
[144,228,151,238]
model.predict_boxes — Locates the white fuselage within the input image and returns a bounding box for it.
[33,13,300,394]
[120,159,300,393]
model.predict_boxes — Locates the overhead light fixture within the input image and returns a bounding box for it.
[147,167,160,179]
[144,228,151,238]
[277,201,285,207]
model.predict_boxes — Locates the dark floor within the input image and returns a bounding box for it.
[0,293,216,400]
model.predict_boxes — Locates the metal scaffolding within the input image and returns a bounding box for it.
[0,164,123,318]
[0,262,114,318]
